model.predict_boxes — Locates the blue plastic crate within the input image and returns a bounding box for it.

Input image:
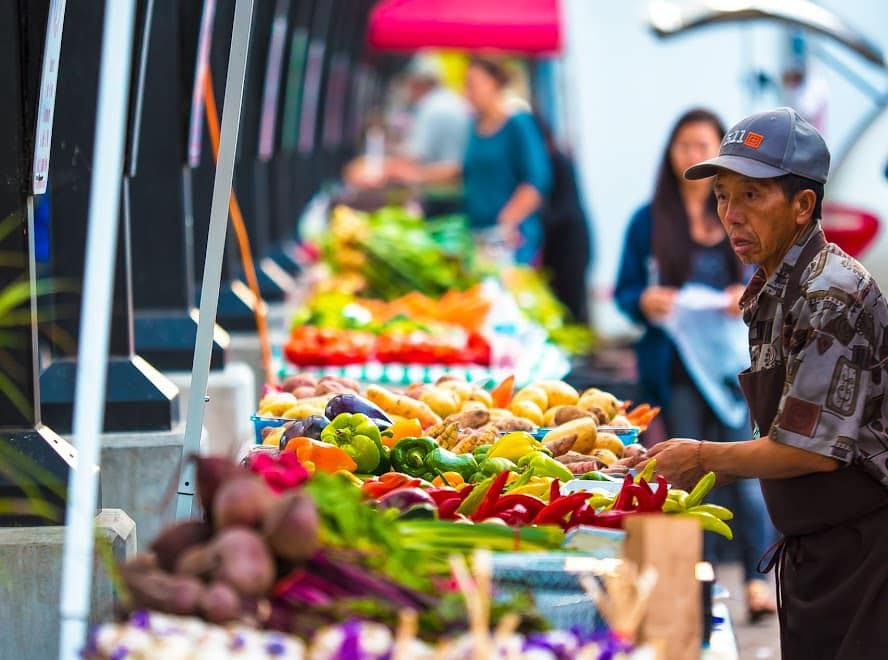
[251,415,290,445]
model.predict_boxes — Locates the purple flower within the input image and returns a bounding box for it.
[131,610,151,630]
[230,633,247,650]
[109,646,129,660]
[266,636,287,656]
[336,619,362,660]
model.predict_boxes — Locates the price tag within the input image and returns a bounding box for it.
[187,0,217,167]
[31,0,67,195]
[258,0,289,160]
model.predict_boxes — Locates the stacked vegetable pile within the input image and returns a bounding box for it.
[283,288,494,367]
[113,454,564,643]
[254,373,733,539]
[322,205,482,300]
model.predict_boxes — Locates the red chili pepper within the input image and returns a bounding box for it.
[549,479,562,503]
[497,504,530,526]
[593,510,629,529]
[621,483,650,512]
[532,492,590,525]
[493,493,546,518]
[612,474,635,511]
[427,488,462,508]
[471,470,511,522]
[458,484,475,502]
[651,475,669,510]
[438,498,462,520]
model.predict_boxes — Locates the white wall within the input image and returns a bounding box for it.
[561,0,886,338]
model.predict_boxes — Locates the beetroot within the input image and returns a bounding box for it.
[200,581,243,623]
[119,558,205,615]
[212,474,279,530]
[262,491,320,562]
[193,455,241,515]
[149,520,212,572]
[210,527,276,598]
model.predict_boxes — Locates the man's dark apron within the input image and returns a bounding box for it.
[738,231,888,659]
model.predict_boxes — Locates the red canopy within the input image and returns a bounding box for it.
[367,0,561,55]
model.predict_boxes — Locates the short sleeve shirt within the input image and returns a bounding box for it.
[740,221,888,487]
[406,87,471,165]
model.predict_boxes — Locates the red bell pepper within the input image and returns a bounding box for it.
[427,488,462,508]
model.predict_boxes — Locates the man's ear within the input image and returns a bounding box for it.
[795,189,817,226]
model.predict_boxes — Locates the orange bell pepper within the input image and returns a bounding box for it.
[432,471,466,488]
[384,418,423,447]
[490,375,515,408]
[284,437,357,473]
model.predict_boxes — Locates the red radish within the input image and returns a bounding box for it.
[262,491,319,562]
[149,520,212,572]
[212,474,279,530]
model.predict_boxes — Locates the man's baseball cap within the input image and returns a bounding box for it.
[685,107,829,184]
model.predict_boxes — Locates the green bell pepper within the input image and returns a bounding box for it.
[474,457,516,481]
[472,444,492,462]
[423,447,477,481]
[390,436,439,477]
[373,445,392,476]
[517,452,573,482]
[321,413,383,474]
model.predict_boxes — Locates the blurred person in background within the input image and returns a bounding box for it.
[535,114,592,323]
[614,108,777,621]
[460,57,552,264]
[344,53,471,193]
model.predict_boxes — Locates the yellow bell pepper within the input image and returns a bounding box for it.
[487,432,542,463]
[508,476,553,500]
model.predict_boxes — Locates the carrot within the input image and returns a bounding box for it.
[490,375,515,409]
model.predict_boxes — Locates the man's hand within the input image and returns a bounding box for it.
[639,286,678,322]
[641,438,705,490]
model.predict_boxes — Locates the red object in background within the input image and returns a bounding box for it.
[367,0,561,55]
[822,202,880,258]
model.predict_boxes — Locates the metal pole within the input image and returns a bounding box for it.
[177,0,255,518]
[57,1,136,658]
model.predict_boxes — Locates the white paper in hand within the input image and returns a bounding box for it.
[659,284,750,429]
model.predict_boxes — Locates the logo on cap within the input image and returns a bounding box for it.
[743,132,764,149]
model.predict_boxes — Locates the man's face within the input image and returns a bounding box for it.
[713,171,809,276]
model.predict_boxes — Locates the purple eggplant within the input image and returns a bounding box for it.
[279,415,330,450]
[325,394,392,426]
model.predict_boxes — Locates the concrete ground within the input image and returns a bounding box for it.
[717,562,781,659]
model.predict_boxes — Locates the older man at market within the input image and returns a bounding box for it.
[643,108,888,659]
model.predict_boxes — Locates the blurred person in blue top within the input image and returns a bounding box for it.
[461,57,552,264]
[614,108,777,621]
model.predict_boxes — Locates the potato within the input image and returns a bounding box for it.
[490,416,536,433]
[488,408,513,419]
[281,403,326,419]
[366,384,441,428]
[291,386,318,399]
[544,405,593,427]
[438,380,474,402]
[608,414,633,428]
[257,392,299,417]
[420,387,461,418]
[467,387,493,408]
[535,381,579,408]
[512,385,548,412]
[542,417,597,454]
[281,374,317,392]
[594,432,624,457]
[579,388,621,421]
[592,448,619,466]
[460,400,487,413]
[509,399,544,426]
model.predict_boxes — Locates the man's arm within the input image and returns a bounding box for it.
[645,436,839,490]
